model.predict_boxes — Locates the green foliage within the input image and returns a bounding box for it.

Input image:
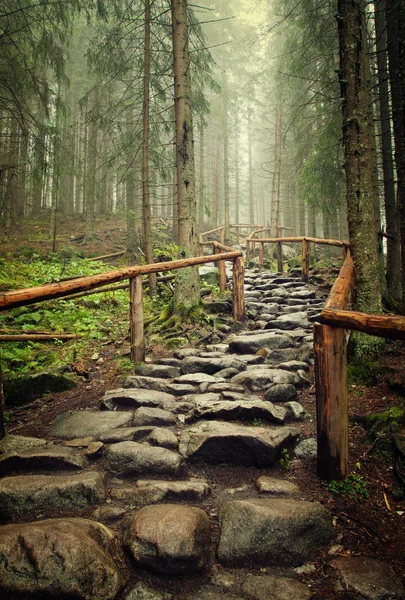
[348,361,383,386]
[279,448,291,469]
[325,472,369,503]
[252,418,263,427]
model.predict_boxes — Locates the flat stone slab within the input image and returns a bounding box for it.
[327,557,405,600]
[218,498,335,567]
[174,373,222,384]
[0,445,84,475]
[231,368,300,391]
[99,427,153,443]
[242,574,313,600]
[179,421,299,466]
[51,411,133,439]
[124,376,169,391]
[0,471,106,519]
[125,582,172,600]
[135,364,181,378]
[0,518,122,600]
[228,331,295,354]
[180,357,246,375]
[256,475,300,496]
[0,434,47,455]
[100,388,176,410]
[133,406,177,427]
[124,504,211,574]
[111,479,210,504]
[166,383,197,395]
[104,441,182,476]
[188,399,286,424]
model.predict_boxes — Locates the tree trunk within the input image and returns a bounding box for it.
[198,119,205,228]
[143,0,156,294]
[235,126,240,226]
[385,0,405,309]
[269,90,283,237]
[171,0,200,310]
[248,106,255,225]
[223,76,230,243]
[338,0,384,360]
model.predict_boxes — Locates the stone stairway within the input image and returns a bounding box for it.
[0,268,403,600]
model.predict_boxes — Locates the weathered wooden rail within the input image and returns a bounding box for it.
[0,250,245,363]
[314,251,405,481]
[246,232,349,282]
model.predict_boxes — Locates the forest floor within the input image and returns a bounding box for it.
[1,215,405,598]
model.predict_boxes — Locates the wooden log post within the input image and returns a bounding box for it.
[314,322,348,481]
[220,228,225,245]
[0,365,5,441]
[277,241,283,273]
[259,242,264,268]
[216,247,227,292]
[130,275,145,362]
[233,255,245,322]
[302,239,310,282]
[246,240,250,262]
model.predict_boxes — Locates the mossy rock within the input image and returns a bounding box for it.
[4,373,77,406]
[199,266,219,286]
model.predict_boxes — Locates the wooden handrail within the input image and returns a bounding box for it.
[0,251,241,311]
[247,235,349,246]
[323,253,355,310]
[319,308,405,340]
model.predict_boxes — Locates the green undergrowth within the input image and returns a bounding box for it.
[0,252,135,375]
[325,471,369,503]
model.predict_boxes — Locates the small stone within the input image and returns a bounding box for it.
[124,581,172,600]
[294,564,316,575]
[65,437,94,447]
[327,557,405,600]
[92,506,126,522]
[295,438,317,459]
[256,475,300,496]
[85,441,104,458]
[284,401,309,421]
[241,574,313,600]
[148,428,179,450]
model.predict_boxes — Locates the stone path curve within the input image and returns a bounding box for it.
[0,265,403,600]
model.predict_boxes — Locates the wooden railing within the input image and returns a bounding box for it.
[0,249,245,363]
[246,233,349,281]
[314,251,405,481]
[199,223,268,255]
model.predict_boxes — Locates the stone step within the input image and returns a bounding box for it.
[179,421,299,466]
[51,410,133,439]
[104,441,183,477]
[110,478,211,504]
[0,444,85,475]
[0,471,106,519]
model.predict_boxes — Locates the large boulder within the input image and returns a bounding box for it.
[0,472,106,519]
[50,410,133,439]
[104,441,182,476]
[124,504,211,574]
[179,421,299,466]
[0,518,122,599]
[217,498,335,566]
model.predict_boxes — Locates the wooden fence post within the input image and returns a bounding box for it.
[216,247,227,292]
[246,240,250,262]
[259,242,264,268]
[277,241,283,273]
[302,239,310,281]
[130,275,145,362]
[220,228,225,245]
[0,365,5,441]
[233,255,245,322]
[314,322,348,481]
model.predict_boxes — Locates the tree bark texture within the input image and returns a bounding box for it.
[171,0,200,310]
[338,0,383,359]
[143,0,156,295]
[385,0,405,310]
[270,90,283,237]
